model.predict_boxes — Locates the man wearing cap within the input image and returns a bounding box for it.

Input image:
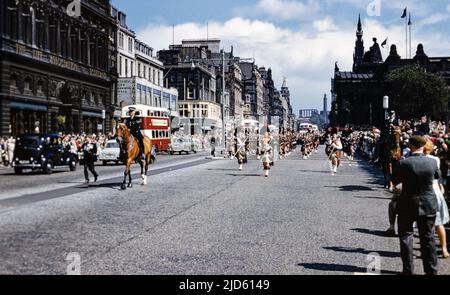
[391,135,440,275]
[124,107,145,159]
[81,135,98,184]
[386,110,400,134]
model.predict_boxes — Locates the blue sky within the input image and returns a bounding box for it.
[112,0,450,113]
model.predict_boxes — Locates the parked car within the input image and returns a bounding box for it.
[13,134,78,175]
[99,140,122,165]
[169,137,198,155]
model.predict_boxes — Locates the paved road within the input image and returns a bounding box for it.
[0,147,449,275]
[0,151,209,201]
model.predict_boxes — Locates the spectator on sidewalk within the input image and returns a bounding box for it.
[210,136,216,157]
[6,136,15,167]
[0,137,5,166]
[392,136,440,275]
[424,140,449,259]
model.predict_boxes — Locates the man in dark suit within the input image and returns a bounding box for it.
[391,136,440,275]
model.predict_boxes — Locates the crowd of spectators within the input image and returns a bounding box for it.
[0,132,115,167]
[348,116,450,196]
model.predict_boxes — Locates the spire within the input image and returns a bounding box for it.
[357,14,362,33]
[353,14,365,72]
[282,77,287,89]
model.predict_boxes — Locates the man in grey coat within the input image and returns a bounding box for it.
[392,136,440,275]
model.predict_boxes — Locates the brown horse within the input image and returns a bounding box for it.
[116,123,154,190]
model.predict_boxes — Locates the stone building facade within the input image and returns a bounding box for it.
[0,0,118,136]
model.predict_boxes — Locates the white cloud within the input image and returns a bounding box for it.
[313,16,338,32]
[235,0,320,21]
[137,16,449,111]
[417,13,449,26]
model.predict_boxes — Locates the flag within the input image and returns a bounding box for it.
[381,38,388,48]
[408,13,412,26]
[401,8,407,18]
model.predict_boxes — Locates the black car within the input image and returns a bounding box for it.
[13,134,78,175]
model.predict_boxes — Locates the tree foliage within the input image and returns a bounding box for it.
[386,65,449,120]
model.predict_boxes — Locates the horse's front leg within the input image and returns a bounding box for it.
[127,168,133,188]
[140,159,147,185]
[121,166,129,190]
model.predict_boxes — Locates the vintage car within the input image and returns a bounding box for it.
[13,134,78,175]
[168,137,198,155]
[99,140,122,165]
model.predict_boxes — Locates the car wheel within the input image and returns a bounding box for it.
[186,150,190,155]
[69,160,77,171]
[115,161,119,165]
[179,151,182,155]
[194,150,197,154]
[43,161,53,175]
[14,168,23,175]
[103,161,108,166]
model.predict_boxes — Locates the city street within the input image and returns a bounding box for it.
[1,148,449,275]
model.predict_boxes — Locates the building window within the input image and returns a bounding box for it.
[125,59,128,77]
[138,63,141,78]
[24,78,32,91]
[119,56,122,76]
[10,75,18,90]
[35,10,45,49]
[37,80,44,93]
[22,5,32,44]
[119,32,124,49]
[6,0,19,39]
[130,61,134,77]
[143,66,146,79]
[188,88,194,99]
[128,37,133,53]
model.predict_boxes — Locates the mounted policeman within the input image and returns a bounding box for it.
[123,106,146,159]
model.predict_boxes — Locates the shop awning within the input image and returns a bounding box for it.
[10,101,48,112]
[82,111,103,118]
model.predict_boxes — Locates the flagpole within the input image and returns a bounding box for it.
[405,13,408,58]
[409,13,412,58]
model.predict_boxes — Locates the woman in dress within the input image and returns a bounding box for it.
[424,140,449,258]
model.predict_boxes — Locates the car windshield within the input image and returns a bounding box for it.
[46,137,61,147]
[17,137,40,147]
[106,142,119,148]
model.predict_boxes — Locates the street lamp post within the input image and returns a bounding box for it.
[383,95,389,121]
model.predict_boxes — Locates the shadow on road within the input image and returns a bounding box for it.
[351,228,393,238]
[323,246,400,258]
[324,185,373,192]
[86,182,126,190]
[297,170,330,174]
[353,196,391,200]
[365,179,386,186]
[297,262,399,274]
[226,174,262,177]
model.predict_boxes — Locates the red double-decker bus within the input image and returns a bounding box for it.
[121,105,171,152]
